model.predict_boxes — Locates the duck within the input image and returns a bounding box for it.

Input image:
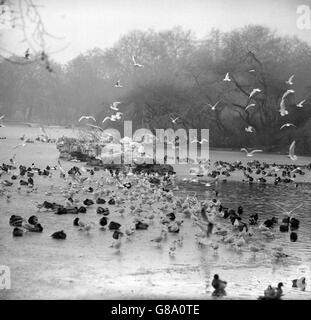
[212,274,227,290]
[51,230,66,239]
[135,221,149,230]
[108,221,121,230]
[292,277,306,291]
[13,227,24,237]
[260,283,283,300]
[99,217,108,228]
[290,232,298,242]
[77,206,87,213]
[96,197,106,204]
[83,198,94,206]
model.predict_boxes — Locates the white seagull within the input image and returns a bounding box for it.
[114,80,123,88]
[223,72,231,81]
[191,138,209,144]
[286,74,295,85]
[249,88,261,99]
[245,103,256,111]
[78,115,96,122]
[132,55,144,68]
[0,115,5,121]
[245,126,255,133]
[102,115,117,123]
[280,123,296,130]
[296,99,306,108]
[114,112,123,120]
[110,101,121,111]
[170,116,179,124]
[249,69,255,73]
[241,148,263,157]
[288,141,297,161]
[207,101,220,110]
[279,89,294,116]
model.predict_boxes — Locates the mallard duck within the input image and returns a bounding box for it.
[260,283,283,300]
[292,277,306,291]
[51,230,66,239]
[13,227,24,237]
[212,274,227,290]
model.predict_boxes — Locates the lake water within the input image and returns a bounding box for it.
[0,125,310,299]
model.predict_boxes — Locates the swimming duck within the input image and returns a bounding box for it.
[135,221,149,230]
[292,277,306,291]
[9,215,25,227]
[77,206,87,213]
[83,198,94,206]
[290,232,298,242]
[51,230,66,239]
[73,217,80,226]
[108,198,116,205]
[96,198,106,204]
[99,217,108,228]
[260,283,283,300]
[212,274,227,290]
[13,227,24,237]
[108,221,121,230]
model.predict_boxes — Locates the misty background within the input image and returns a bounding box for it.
[1,0,311,154]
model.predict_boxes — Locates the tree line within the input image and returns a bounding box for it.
[1,25,311,154]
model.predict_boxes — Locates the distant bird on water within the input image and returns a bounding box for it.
[114,80,123,88]
[292,277,306,291]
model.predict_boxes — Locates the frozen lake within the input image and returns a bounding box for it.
[0,124,310,299]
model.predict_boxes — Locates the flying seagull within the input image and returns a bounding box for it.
[102,115,117,123]
[296,99,305,108]
[114,112,123,120]
[78,115,96,122]
[288,141,297,161]
[223,72,231,81]
[0,115,5,121]
[280,123,296,130]
[241,148,263,157]
[114,80,123,88]
[245,126,255,133]
[132,55,144,68]
[286,74,295,86]
[207,101,220,110]
[191,138,209,144]
[110,102,121,111]
[245,103,256,111]
[249,69,255,73]
[170,116,179,124]
[279,89,294,116]
[249,88,261,99]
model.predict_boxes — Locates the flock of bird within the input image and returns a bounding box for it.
[0,148,309,299]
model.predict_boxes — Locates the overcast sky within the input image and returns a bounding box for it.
[1,0,311,63]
